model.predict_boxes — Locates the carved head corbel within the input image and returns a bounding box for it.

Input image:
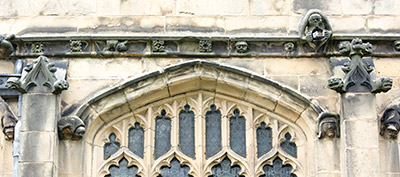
[317,112,340,139]
[300,9,332,50]
[381,105,400,139]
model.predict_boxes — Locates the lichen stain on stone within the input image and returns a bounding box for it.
[17,27,78,35]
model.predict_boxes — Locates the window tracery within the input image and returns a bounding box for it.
[95,92,304,177]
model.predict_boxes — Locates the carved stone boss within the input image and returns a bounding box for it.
[328,38,393,93]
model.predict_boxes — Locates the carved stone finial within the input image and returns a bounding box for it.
[380,105,400,139]
[199,40,212,53]
[0,96,17,140]
[0,34,15,57]
[58,116,85,140]
[300,9,332,50]
[328,38,392,93]
[234,41,248,53]
[104,40,128,52]
[317,112,340,139]
[7,56,69,94]
[69,40,83,52]
[152,40,166,52]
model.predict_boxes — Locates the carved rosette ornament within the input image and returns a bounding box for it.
[70,40,83,52]
[317,112,340,139]
[394,41,400,52]
[31,42,44,53]
[380,105,400,139]
[0,34,15,57]
[7,56,69,94]
[199,40,212,53]
[152,40,166,52]
[58,115,86,140]
[328,38,393,93]
[300,9,332,50]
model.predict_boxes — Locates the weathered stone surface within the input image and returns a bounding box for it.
[120,0,175,16]
[368,16,400,33]
[225,16,288,34]
[343,148,380,177]
[19,132,56,162]
[58,140,84,173]
[373,0,400,15]
[341,94,376,120]
[342,0,373,15]
[166,17,225,33]
[176,0,248,15]
[249,0,289,15]
[68,58,142,78]
[19,162,55,177]
[265,58,329,75]
[343,119,379,148]
[329,16,367,33]
[268,75,298,90]
[20,94,57,132]
[293,0,341,14]
[300,75,336,97]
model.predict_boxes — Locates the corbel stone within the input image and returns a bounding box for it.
[0,34,15,57]
[7,56,69,94]
[328,38,392,93]
[104,40,128,52]
[317,112,340,139]
[0,96,17,140]
[58,115,85,140]
[380,105,400,139]
[234,41,248,53]
[300,9,332,50]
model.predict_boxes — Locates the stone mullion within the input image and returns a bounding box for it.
[246,107,255,177]
[171,101,178,148]
[196,93,204,175]
[145,107,153,177]
[221,113,229,149]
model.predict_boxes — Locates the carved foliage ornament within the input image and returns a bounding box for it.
[317,112,340,139]
[69,40,83,52]
[380,105,400,139]
[199,40,212,53]
[0,96,17,140]
[58,115,86,140]
[328,38,392,93]
[7,56,69,94]
[152,40,166,52]
[31,42,44,53]
[300,9,332,50]
[0,34,15,57]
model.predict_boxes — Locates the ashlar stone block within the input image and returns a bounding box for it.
[341,93,376,120]
[20,94,57,132]
[18,162,55,177]
[19,132,56,162]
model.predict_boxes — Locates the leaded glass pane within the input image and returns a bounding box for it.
[210,157,243,177]
[128,122,144,158]
[280,133,297,158]
[104,133,120,159]
[155,109,171,159]
[229,109,246,158]
[105,158,139,177]
[260,157,297,177]
[206,104,222,158]
[256,122,272,158]
[159,158,192,177]
[179,104,195,158]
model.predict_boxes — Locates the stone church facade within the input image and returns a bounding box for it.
[1,0,400,177]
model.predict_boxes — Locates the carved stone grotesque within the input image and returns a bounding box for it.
[381,105,400,139]
[104,40,128,52]
[234,41,248,53]
[58,116,85,140]
[284,42,295,52]
[0,34,15,57]
[317,112,340,139]
[7,56,69,94]
[328,38,393,93]
[300,9,332,50]
[0,96,17,140]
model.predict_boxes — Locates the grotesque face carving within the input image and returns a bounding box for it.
[308,14,323,28]
[381,108,400,139]
[234,41,248,53]
[301,10,332,50]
